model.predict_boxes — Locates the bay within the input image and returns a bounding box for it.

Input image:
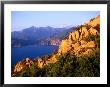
[11,45,58,65]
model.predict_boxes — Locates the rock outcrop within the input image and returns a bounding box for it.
[13,58,33,73]
[37,54,58,68]
[87,15,100,27]
[58,16,100,56]
[14,61,23,73]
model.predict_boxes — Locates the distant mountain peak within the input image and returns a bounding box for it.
[63,25,74,29]
[30,26,37,29]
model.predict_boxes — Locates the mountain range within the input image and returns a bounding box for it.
[11,26,75,47]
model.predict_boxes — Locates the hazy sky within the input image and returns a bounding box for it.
[11,11,100,31]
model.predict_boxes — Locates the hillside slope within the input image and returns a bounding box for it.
[12,16,100,77]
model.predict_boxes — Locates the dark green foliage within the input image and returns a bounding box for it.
[83,33,100,48]
[93,24,100,32]
[95,35,100,48]
[84,24,91,30]
[35,51,100,77]
[74,54,100,77]
[14,49,100,77]
[41,53,77,77]
[75,25,83,31]
[16,64,37,77]
[90,18,95,22]
[84,34,96,41]
[42,55,50,61]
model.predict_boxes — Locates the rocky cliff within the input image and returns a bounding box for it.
[12,16,100,76]
[58,16,100,56]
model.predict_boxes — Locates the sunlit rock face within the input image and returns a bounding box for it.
[58,16,100,56]
[13,58,33,73]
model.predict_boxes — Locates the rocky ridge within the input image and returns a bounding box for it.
[58,16,100,56]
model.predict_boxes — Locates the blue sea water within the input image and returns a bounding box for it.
[11,45,58,65]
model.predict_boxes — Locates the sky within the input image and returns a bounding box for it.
[11,11,100,31]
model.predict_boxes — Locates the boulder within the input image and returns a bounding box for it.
[37,58,44,68]
[58,39,71,54]
[14,62,23,73]
[89,27,98,36]
[25,58,33,67]
[80,40,87,48]
[86,41,96,48]
[81,27,89,38]
[83,49,93,55]
[75,31,80,40]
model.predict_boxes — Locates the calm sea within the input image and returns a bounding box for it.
[11,45,58,65]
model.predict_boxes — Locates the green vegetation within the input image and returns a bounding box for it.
[93,24,100,32]
[40,50,100,77]
[43,54,77,77]
[83,33,100,48]
[16,64,37,77]
[90,18,95,22]
[84,34,96,41]
[14,48,100,77]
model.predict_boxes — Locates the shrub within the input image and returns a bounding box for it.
[83,34,96,41]
[90,18,95,22]
[14,47,100,77]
